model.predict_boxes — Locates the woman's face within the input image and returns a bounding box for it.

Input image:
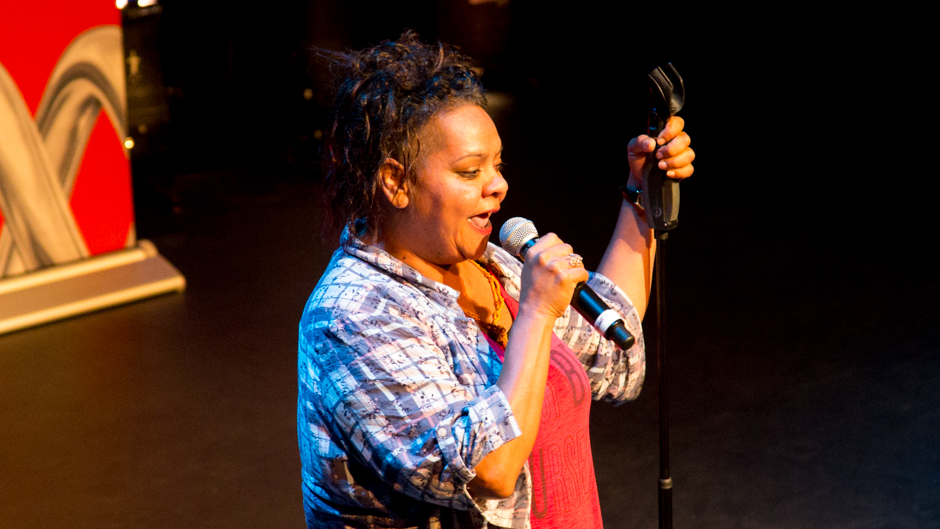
[384,104,507,275]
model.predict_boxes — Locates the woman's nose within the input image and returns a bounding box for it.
[486,167,508,200]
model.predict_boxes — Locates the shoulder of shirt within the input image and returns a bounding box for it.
[306,249,407,306]
[299,246,454,338]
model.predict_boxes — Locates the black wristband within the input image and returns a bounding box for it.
[620,184,643,208]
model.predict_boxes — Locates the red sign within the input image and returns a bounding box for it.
[0,2,133,272]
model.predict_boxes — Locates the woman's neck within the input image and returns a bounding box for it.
[376,236,513,337]
[372,237,452,284]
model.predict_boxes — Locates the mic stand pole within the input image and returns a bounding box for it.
[654,230,672,529]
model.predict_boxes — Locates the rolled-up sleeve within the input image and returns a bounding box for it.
[302,306,521,509]
[552,271,647,403]
[434,384,518,486]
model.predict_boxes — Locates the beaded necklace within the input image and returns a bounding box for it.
[465,260,509,348]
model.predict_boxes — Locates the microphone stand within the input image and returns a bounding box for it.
[654,233,672,529]
[639,63,684,529]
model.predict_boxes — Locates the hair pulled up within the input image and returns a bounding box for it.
[322,31,486,239]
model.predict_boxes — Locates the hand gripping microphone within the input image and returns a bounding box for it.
[499,217,635,349]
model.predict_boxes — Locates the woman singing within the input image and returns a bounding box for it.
[297,32,695,528]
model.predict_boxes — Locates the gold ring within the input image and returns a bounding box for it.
[567,253,583,268]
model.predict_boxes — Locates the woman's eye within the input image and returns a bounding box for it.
[456,162,504,179]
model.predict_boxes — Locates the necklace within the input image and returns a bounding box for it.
[466,260,509,348]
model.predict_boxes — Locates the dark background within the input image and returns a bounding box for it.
[1,2,936,528]
[126,2,933,267]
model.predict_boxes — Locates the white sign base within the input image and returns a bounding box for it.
[0,239,184,335]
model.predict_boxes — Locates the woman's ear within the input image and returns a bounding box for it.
[378,158,409,209]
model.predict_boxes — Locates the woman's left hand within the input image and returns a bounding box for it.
[626,116,695,185]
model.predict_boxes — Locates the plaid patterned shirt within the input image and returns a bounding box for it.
[297,232,646,529]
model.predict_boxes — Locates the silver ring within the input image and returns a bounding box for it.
[567,253,583,268]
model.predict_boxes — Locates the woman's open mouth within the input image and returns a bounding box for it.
[468,212,492,232]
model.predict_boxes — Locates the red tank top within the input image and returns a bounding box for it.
[483,285,604,529]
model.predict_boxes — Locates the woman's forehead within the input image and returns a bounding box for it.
[420,105,501,160]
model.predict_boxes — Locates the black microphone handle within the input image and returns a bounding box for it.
[517,239,635,350]
[571,283,636,350]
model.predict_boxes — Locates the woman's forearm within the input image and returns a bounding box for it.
[468,309,556,499]
[596,195,656,321]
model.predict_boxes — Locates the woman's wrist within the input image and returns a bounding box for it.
[513,303,560,329]
[626,171,642,191]
[621,173,646,218]
[620,186,648,224]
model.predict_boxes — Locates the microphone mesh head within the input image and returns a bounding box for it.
[499,217,538,257]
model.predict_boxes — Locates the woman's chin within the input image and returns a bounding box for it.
[466,238,489,261]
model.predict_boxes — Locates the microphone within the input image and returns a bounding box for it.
[499,217,636,350]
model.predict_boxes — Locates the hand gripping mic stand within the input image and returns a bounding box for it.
[639,63,685,529]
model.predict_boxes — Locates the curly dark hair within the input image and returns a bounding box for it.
[322,31,486,239]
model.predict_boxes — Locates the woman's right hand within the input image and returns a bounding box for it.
[516,233,590,320]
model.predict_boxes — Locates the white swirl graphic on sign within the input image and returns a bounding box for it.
[0,25,127,276]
